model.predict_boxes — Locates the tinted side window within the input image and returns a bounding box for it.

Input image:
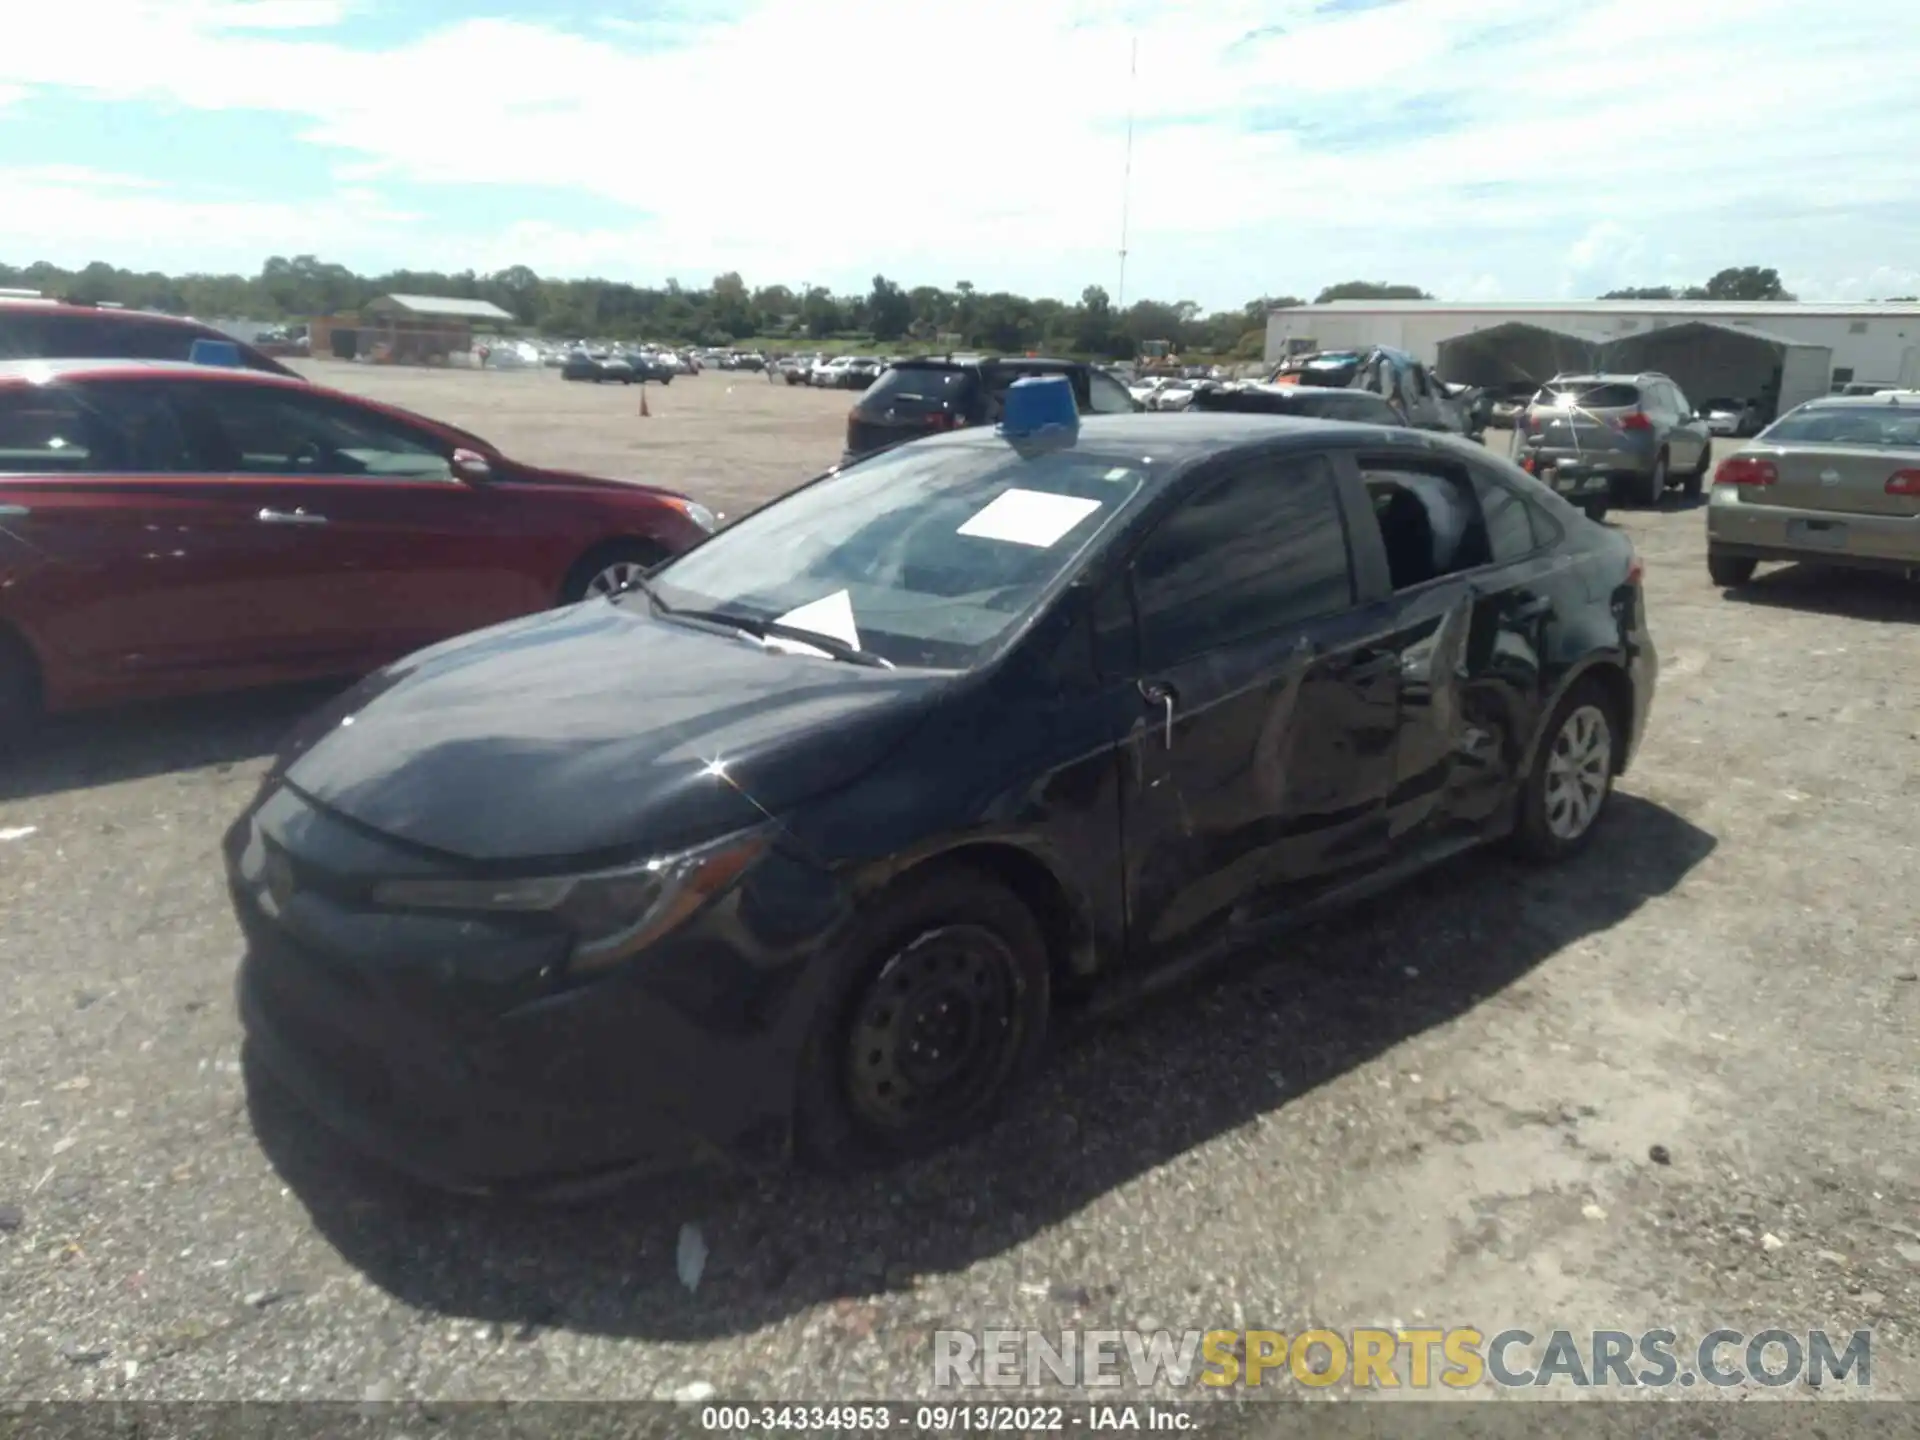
[1471,471,1539,563]
[178,383,452,478]
[0,386,96,472]
[1132,454,1353,668]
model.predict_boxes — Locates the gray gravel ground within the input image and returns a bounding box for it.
[2,378,1916,1406]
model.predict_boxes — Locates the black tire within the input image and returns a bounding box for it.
[1581,497,1609,524]
[1508,677,1621,864]
[794,864,1052,1174]
[558,538,671,605]
[1683,442,1711,499]
[1643,449,1669,507]
[1707,550,1758,588]
[0,631,41,757]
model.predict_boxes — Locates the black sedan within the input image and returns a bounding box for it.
[229,410,1657,1195]
[560,349,633,383]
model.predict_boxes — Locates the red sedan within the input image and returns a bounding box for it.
[0,360,715,735]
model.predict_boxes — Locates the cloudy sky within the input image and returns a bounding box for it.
[1,0,1914,308]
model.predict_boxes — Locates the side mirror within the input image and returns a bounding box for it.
[450,447,492,482]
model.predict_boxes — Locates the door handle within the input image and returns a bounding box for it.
[1138,679,1177,750]
[257,507,328,526]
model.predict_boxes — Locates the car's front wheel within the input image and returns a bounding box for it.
[1510,679,1619,862]
[795,864,1052,1173]
[559,539,671,605]
[1707,549,1758,588]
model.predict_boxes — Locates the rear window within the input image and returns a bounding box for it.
[859,366,973,412]
[1762,403,1920,447]
[1532,382,1640,409]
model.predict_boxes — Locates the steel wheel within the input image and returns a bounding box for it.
[584,559,649,598]
[1543,703,1612,841]
[843,925,1021,1136]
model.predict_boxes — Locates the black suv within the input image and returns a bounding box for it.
[0,297,300,376]
[843,356,1140,462]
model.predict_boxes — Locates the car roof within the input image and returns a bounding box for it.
[913,410,1412,464]
[891,355,1082,372]
[1799,392,1920,408]
[0,357,308,387]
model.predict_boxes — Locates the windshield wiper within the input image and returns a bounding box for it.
[658,606,894,669]
[755,619,895,669]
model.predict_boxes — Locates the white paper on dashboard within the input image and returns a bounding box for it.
[773,588,861,650]
[956,488,1102,548]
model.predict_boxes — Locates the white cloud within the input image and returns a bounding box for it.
[1,0,1916,305]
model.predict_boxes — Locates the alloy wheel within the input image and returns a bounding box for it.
[585,560,649,598]
[1543,703,1612,841]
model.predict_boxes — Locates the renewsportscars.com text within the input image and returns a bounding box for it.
[933,1327,1872,1391]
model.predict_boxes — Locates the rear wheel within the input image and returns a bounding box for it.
[795,865,1051,1173]
[1510,679,1620,862]
[1683,443,1711,499]
[1707,549,1758,588]
[1643,449,1669,507]
[559,539,671,604]
[1580,497,1610,524]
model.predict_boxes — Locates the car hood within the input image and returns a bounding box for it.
[278,602,950,864]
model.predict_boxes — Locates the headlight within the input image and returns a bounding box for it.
[682,500,719,532]
[369,826,770,974]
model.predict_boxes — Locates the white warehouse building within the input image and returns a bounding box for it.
[1263,300,1920,417]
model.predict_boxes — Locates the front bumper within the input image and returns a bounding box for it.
[225,793,849,1194]
[1707,489,1920,569]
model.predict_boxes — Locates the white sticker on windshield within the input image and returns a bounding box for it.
[957,488,1102,548]
[774,588,861,650]
[1103,467,1133,481]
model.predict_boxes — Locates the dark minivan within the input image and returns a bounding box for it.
[844,356,1140,462]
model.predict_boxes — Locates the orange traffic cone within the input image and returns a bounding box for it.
[639,386,650,418]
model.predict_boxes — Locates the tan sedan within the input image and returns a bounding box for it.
[1706,391,1920,587]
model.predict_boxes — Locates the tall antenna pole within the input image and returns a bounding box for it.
[1117,35,1136,310]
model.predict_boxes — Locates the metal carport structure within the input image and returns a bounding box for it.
[1435,322,1612,388]
[1599,320,1832,422]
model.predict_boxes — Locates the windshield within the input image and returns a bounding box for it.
[645,438,1152,669]
[1761,402,1920,447]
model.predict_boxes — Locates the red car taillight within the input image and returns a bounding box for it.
[1715,456,1777,487]
[1617,410,1653,431]
[1886,469,1920,496]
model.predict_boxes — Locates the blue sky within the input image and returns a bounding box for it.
[1,0,1915,307]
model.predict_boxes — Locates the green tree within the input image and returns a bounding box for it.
[1313,280,1432,303]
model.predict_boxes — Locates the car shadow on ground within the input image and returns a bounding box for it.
[1719,563,1920,624]
[247,793,1716,1343]
[0,682,341,803]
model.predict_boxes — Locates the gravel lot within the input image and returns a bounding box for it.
[2,365,1916,1405]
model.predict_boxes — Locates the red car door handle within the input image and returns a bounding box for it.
[257,507,328,526]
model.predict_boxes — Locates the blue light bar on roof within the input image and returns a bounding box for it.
[998,375,1078,439]
[189,339,243,368]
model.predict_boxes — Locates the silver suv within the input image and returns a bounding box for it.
[1518,371,1714,512]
